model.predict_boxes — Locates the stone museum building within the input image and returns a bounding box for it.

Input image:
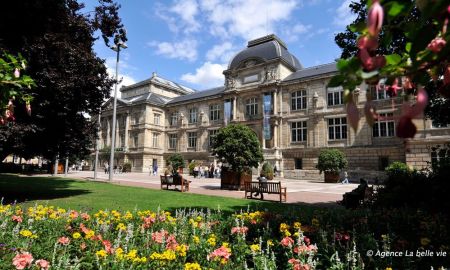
[97,34,450,181]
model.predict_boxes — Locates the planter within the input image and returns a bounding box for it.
[324,172,340,183]
[221,169,251,190]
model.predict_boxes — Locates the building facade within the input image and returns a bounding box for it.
[97,35,450,181]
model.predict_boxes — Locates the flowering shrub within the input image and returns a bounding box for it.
[0,204,448,269]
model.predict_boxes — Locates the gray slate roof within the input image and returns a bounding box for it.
[167,86,225,105]
[283,62,337,82]
[124,92,170,106]
[121,74,195,95]
[228,35,302,71]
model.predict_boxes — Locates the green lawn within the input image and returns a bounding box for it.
[0,174,316,215]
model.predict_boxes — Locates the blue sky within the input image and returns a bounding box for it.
[82,0,357,93]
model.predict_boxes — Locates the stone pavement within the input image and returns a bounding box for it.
[64,171,358,205]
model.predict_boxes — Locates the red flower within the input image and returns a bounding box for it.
[367,0,384,37]
[427,37,446,53]
[396,116,417,138]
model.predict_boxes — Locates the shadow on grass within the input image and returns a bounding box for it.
[0,174,91,204]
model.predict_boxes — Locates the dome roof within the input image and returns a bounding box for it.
[228,34,302,71]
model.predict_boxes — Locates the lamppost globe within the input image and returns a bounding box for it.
[108,39,127,181]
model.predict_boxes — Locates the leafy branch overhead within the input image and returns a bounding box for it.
[331,0,450,138]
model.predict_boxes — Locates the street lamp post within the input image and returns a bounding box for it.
[94,109,101,180]
[109,39,127,181]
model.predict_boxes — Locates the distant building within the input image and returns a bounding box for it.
[97,34,450,181]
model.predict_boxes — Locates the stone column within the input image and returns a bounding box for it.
[232,96,237,120]
[124,114,129,149]
[115,117,120,148]
[274,120,278,148]
[273,90,277,115]
[107,118,111,147]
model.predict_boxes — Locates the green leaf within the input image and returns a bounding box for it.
[385,1,407,18]
[327,75,345,88]
[385,54,402,65]
[348,21,366,33]
[336,59,349,71]
[405,42,412,53]
[361,70,379,79]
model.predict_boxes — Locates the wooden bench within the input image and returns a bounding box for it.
[341,183,374,208]
[244,181,287,202]
[160,175,190,192]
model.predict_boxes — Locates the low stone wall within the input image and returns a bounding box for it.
[283,169,387,183]
[283,169,323,181]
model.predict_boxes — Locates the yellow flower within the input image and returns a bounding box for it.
[421,237,431,246]
[116,223,127,231]
[149,250,176,261]
[293,222,301,230]
[124,211,133,220]
[279,223,290,233]
[72,232,81,239]
[267,239,274,246]
[193,236,200,244]
[49,213,58,219]
[20,230,33,238]
[176,244,188,257]
[196,216,202,222]
[125,249,138,260]
[311,218,320,227]
[115,247,124,260]
[85,230,95,239]
[207,234,216,247]
[96,249,107,258]
[250,244,260,252]
[386,268,393,270]
[185,262,202,270]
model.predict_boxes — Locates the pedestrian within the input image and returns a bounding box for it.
[199,166,204,178]
[210,164,215,178]
[341,171,349,184]
[274,165,278,177]
[149,165,153,176]
[104,162,108,174]
[153,164,158,176]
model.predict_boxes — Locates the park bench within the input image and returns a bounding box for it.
[340,180,374,208]
[160,175,190,192]
[244,181,287,203]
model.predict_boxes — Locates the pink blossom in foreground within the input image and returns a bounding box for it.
[12,252,33,270]
[12,215,22,223]
[231,226,248,235]
[280,236,294,247]
[208,246,231,261]
[357,35,378,51]
[346,101,360,131]
[288,258,311,270]
[35,259,50,270]
[367,0,384,37]
[14,68,20,78]
[152,229,168,244]
[397,116,417,138]
[427,37,446,53]
[58,236,70,245]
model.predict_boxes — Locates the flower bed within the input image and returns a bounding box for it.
[0,204,448,269]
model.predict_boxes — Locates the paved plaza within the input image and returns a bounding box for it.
[64,171,358,205]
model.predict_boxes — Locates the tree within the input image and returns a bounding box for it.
[167,154,185,175]
[331,0,450,135]
[0,0,126,162]
[211,124,263,173]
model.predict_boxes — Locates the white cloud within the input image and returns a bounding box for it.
[170,0,200,33]
[149,39,198,62]
[105,67,137,98]
[333,0,357,27]
[198,0,299,40]
[181,62,225,88]
[282,22,312,42]
[206,42,237,63]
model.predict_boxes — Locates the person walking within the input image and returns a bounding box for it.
[341,171,349,184]
[153,164,158,176]
[104,162,109,174]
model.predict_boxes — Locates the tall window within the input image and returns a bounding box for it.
[168,134,177,149]
[189,108,198,124]
[133,134,139,147]
[373,112,395,137]
[170,112,178,126]
[154,113,160,125]
[295,158,303,169]
[188,132,197,149]
[328,117,347,140]
[245,98,258,116]
[291,121,307,142]
[291,90,307,110]
[120,133,125,147]
[209,104,220,121]
[152,133,159,148]
[327,87,344,106]
[209,129,218,147]
[133,113,140,124]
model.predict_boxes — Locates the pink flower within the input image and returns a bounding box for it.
[35,259,50,270]
[367,0,384,36]
[12,252,33,270]
[81,213,90,221]
[427,37,446,53]
[397,116,417,138]
[143,216,155,228]
[26,103,31,116]
[69,210,79,219]
[58,236,70,245]
[102,240,113,254]
[346,101,360,131]
[12,215,22,223]
[358,49,386,71]
[387,79,402,97]
[357,35,378,51]
[165,235,178,250]
[231,226,248,235]
[208,246,231,261]
[14,68,20,78]
[152,230,168,244]
[288,258,311,270]
[280,236,294,247]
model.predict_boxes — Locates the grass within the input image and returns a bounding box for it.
[0,173,319,215]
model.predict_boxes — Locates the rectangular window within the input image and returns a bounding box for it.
[327,87,344,106]
[209,129,218,147]
[154,113,160,125]
[373,113,395,137]
[170,112,178,126]
[378,156,389,171]
[189,108,198,124]
[168,134,177,149]
[328,117,347,140]
[209,104,220,121]
[291,90,307,110]
[133,113,140,124]
[120,133,125,147]
[133,134,139,147]
[188,132,197,149]
[245,98,258,116]
[295,158,303,170]
[291,121,307,142]
[152,133,159,148]
[243,74,259,83]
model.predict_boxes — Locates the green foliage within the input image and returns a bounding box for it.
[260,162,274,180]
[188,160,198,175]
[385,161,411,179]
[211,124,263,173]
[167,153,184,175]
[316,149,348,174]
[122,162,131,172]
